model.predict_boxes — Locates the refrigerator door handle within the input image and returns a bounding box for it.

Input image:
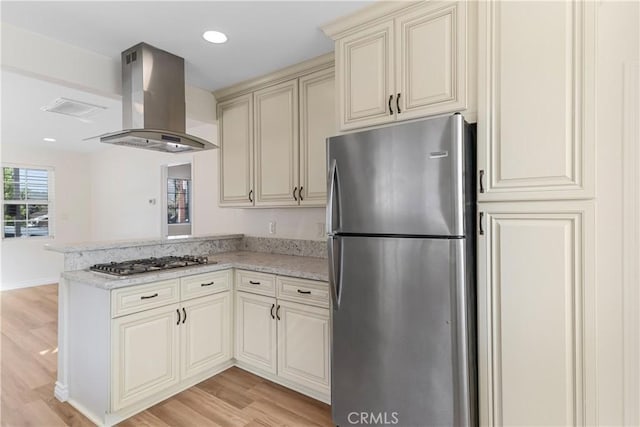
[327,159,339,234]
[328,235,342,309]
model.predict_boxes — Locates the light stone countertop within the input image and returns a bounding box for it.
[62,251,329,290]
[45,234,243,253]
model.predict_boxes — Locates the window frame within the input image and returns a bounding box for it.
[1,163,55,240]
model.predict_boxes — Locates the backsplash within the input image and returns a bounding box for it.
[241,236,327,259]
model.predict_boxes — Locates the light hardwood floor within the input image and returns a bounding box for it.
[1,284,333,426]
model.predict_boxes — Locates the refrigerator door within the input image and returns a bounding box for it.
[331,235,475,427]
[327,114,467,237]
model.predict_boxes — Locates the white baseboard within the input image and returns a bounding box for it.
[1,277,59,291]
[54,381,69,401]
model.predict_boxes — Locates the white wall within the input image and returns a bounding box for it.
[0,144,92,289]
[89,122,326,242]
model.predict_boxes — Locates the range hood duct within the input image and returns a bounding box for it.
[96,42,217,153]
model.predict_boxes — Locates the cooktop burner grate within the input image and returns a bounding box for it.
[90,255,210,276]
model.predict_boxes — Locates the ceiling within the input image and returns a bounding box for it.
[0,1,371,91]
[1,70,121,153]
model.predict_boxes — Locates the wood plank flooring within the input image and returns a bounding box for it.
[1,284,332,426]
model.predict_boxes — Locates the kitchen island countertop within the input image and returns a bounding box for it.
[62,250,329,289]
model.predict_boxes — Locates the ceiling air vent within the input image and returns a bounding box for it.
[41,97,106,118]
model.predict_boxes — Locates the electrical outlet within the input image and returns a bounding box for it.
[269,221,276,235]
[316,222,326,238]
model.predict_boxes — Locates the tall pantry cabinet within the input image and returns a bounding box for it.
[476,1,596,426]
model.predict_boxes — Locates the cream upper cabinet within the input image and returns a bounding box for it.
[328,1,468,131]
[180,292,232,381]
[477,1,596,201]
[477,201,595,426]
[218,94,254,206]
[111,304,180,412]
[235,291,278,374]
[299,68,336,206]
[216,55,334,208]
[337,21,395,130]
[254,80,299,207]
[276,300,331,395]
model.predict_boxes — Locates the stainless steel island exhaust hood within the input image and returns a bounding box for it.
[96,43,217,153]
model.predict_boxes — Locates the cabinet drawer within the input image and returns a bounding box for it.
[111,279,180,318]
[181,270,231,301]
[235,270,276,297]
[277,276,330,308]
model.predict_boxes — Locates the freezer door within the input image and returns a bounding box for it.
[331,236,475,427]
[327,114,467,237]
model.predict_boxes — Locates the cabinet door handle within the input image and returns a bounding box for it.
[388,94,394,115]
[176,309,181,325]
[140,293,158,300]
[479,170,485,193]
[249,189,253,203]
[182,307,187,324]
[270,303,275,319]
[297,289,311,295]
[249,280,261,285]
[201,281,214,287]
[299,186,304,201]
[396,93,401,114]
[479,212,485,236]
[293,186,298,201]
[276,304,281,320]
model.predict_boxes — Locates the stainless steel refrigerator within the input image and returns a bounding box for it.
[327,113,477,426]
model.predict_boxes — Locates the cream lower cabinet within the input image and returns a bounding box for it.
[112,304,180,412]
[326,0,469,131]
[111,271,233,413]
[234,271,331,401]
[477,1,596,201]
[477,202,595,426]
[235,291,278,373]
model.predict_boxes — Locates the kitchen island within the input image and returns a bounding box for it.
[47,235,330,426]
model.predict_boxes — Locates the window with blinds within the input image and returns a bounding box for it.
[2,166,53,238]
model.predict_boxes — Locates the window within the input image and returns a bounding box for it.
[2,166,53,238]
[167,178,190,225]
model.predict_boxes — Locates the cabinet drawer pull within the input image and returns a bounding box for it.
[200,281,215,287]
[388,94,394,115]
[276,304,281,320]
[479,212,485,236]
[299,186,304,201]
[270,303,275,319]
[293,187,298,201]
[176,309,181,325]
[297,289,312,295]
[140,293,158,300]
[249,189,253,203]
[479,170,485,193]
[249,280,261,285]
[182,307,187,324]
[396,93,401,114]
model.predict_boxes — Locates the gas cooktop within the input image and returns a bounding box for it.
[90,255,211,276]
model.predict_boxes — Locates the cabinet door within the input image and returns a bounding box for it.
[336,20,395,130]
[395,1,467,121]
[254,80,299,207]
[277,300,330,395]
[235,292,277,374]
[299,68,336,206]
[218,94,254,206]
[180,292,232,381]
[111,304,180,411]
[477,201,595,426]
[477,1,596,201]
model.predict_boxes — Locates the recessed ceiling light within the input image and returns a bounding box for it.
[43,137,56,142]
[202,30,227,44]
